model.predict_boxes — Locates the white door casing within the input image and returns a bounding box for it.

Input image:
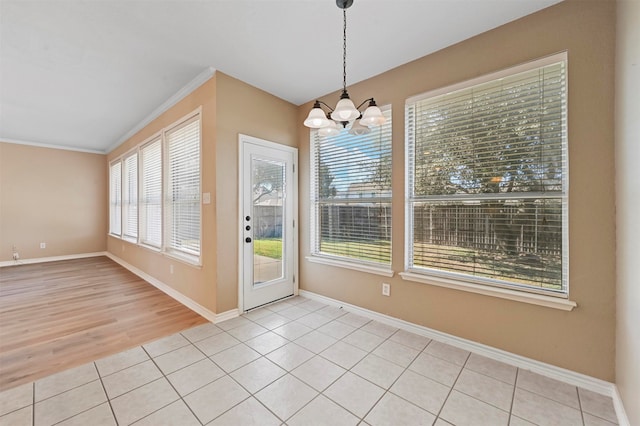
[238,135,298,311]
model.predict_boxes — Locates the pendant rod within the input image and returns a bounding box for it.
[342,7,347,93]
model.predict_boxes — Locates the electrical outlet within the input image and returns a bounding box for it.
[40,242,46,249]
[13,252,19,260]
[382,283,391,296]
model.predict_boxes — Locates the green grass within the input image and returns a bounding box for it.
[412,242,562,290]
[319,240,391,264]
[256,237,561,290]
[254,238,283,259]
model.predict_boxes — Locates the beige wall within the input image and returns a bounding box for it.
[0,142,107,262]
[615,0,640,422]
[106,73,298,314]
[214,72,298,313]
[106,77,219,312]
[298,0,617,381]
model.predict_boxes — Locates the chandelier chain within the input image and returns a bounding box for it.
[342,8,347,92]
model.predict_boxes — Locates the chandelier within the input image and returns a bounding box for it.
[303,0,386,137]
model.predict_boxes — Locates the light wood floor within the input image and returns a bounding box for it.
[0,256,208,391]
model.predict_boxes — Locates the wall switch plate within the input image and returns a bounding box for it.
[40,242,46,249]
[170,264,174,274]
[202,192,211,204]
[382,283,391,296]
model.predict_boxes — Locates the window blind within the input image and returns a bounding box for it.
[166,116,201,258]
[122,152,138,240]
[140,139,162,248]
[406,55,567,294]
[311,108,392,265]
[109,161,122,236]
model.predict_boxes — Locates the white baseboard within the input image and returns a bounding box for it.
[215,309,241,323]
[299,289,629,426]
[612,385,632,426]
[106,253,239,324]
[0,251,107,268]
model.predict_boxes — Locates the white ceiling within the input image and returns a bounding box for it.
[0,0,562,153]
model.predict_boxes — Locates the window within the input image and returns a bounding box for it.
[165,116,201,260]
[122,152,138,240]
[107,109,202,265]
[406,54,567,296]
[140,139,162,248]
[310,108,392,266]
[109,161,122,236]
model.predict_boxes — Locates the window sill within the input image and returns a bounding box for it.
[165,251,202,268]
[399,271,577,311]
[306,256,394,277]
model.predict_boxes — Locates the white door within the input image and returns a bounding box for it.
[239,135,297,311]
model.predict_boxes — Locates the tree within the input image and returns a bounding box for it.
[318,160,336,199]
[253,159,283,203]
[412,67,565,261]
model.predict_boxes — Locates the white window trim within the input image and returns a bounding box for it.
[404,52,569,299]
[306,255,395,277]
[399,271,576,311]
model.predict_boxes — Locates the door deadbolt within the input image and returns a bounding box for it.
[245,237,252,243]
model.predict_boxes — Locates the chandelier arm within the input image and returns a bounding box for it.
[315,100,335,112]
[355,98,375,111]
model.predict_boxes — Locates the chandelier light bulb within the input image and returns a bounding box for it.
[304,104,331,129]
[319,120,342,137]
[360,103,386,127]
[348,119,371,136]
[331,97,360,122]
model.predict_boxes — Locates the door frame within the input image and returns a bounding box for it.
[237,134,298,313]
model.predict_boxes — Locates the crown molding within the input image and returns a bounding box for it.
[0,138,106,155]
[106,66,216,154]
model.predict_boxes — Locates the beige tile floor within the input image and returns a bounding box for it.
[0,296,619,426]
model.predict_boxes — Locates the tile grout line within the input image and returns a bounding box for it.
[34,365,112,426]
[516,372,594,417]
[190,314,319,425]
[137,344,206,425]
[151,323,283,424]
[433,348,471,422]
[283,310,374,423]
[93,361,120,426]
[355,335,426,423]
[242,305,374,423]
[576,386,586,426]
[248,305,354,423]
[508,368,520,425]
[286,310,423,422]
